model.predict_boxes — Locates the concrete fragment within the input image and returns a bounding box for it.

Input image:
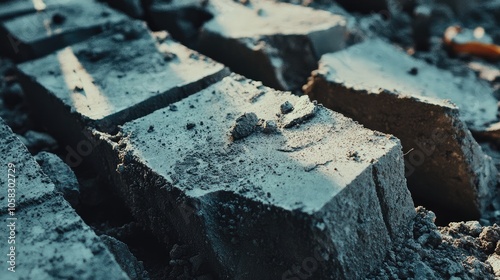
[280,101,294,114]
[0,117,129,279]
[304,39,498,220]
[17,20,229,165]
[280,95,317,128]
[35,151,80,207]
[98,74,415,279]
[231,112,259,140]
[0,119,55,210]
[0,0,129,61]
[0,196,129,279]
[100,235,150,280]
[487,254,500,278]
[196,0,346,91]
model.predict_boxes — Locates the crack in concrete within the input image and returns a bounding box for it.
[304,160,333,172]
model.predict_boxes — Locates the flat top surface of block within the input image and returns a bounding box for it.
[118,75,400,213]
[0,0,70,19]
[317,39,498,130]
[3,0,128,43]
[18,21,227,121]
[204,0,346,38]
[0,118,54,212]
[0,196,128,279]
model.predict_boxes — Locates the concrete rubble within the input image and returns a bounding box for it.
[1,0,499,278]
[304,39,498,220]
[97,74,415,279]
[0,117,129,279]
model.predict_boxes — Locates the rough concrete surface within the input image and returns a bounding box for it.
[17,20,229,133]
[369,207,500,280]
[0,196,129,280]
[0,117,129,279]
[194,0,346,91]
[305,39,498,221]
[0,0,129,61]
[0,118,55,211]
[35,151,80,207]
[98,74,415,279]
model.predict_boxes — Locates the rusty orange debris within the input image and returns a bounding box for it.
[444,26,500,61]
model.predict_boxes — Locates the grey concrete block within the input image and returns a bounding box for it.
[0,0,45,21]
[195,0,346,91]
[0,196,129,279]
[304,39,498,220]
[98,74,415,279]
[0,0,129,61]
[17,20,229,166]
[35,151,80,207]
[0,0,71,21]
[0,118,55,213]
[0,117,128,278]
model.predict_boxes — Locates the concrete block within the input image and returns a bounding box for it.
[195,0,346,91]
[0,117,128,278]
[17,20,229,166]
[0,0,129,61]
[35,151,80,207]
[0,196,129,279]
[0,118,55,212]
[304,39,498,220]
[98,74,415,279]
[0,0,52,21]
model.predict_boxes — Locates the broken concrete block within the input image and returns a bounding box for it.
[17,20,229,166]
[0,196,129,279]
[0,117,129,278]
[0,118,56,211]
[35,151,80,207]
[0,0,129,61]
[304,39,498,221]
[98,74,415,279]
[194,0,346,91]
